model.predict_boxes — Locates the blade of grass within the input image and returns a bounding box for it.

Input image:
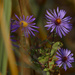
[0,11,19,75]
[0,31,3,72]
[0,1,4,73]
[1,0,12,75]
[2,48,8,75]
[0,0,19,75]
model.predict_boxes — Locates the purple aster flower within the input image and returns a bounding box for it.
[45,7,72,38]
[12,14,39,37]
[10,19,20,32]
[56,48,74,71]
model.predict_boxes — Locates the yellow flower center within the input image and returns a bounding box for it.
[55,18,61,25]
[20,21,28,27]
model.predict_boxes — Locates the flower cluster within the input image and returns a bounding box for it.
[10,7,74,71]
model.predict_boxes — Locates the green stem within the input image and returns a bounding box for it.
[2,48,8,75]
[0,32,3,72]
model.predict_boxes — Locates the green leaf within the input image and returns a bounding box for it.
[46,71,50,75]
[38,55,49,64]
[43,68,49,71]
[49,61,54,70]
[50,42,63,57]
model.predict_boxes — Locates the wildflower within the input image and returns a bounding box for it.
[12,14,39,37]
[56,48,74,71]
[45,7,72,38]
[10,19,19,32]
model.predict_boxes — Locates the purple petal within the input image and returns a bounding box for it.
[57,7,59,13]
[61,26,69,34]
[28,27,39,32]
[57,26,62,38]
[27,15,33,21]
[11,39,17,42]
[53,9,57,18]
[31,26,39,28]
[26,16,29,20]
[56,52,61,57]
[15,14,20,20]
[46,10,55,19]
[60,10,66,19]
[12,44,19,48]
[29,18,35,23]
[23,15,25,20]
[60,26,66,36]
[30,30,35,36]
[11,28,18,32]
[29,23,36,26]
[56,60,62,65]
[67,62,72,68]
[63,63,67,71]
[50,26,55,32]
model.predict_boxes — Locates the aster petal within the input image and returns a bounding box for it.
[59,63,63,67]
[31,26,39,28]
[68,57,74,62]
[63,63,67,71]
[68,53,73,57]
[63,16,72,22]
[60,26,66,36]
[56,52,61,57]
[56,60,62,65]
[66,50,71,56]
[28,27,39,32]
[12,44,19,48]
[10,35,14,37]
[29,18,36,23]
[45,14,53,20]
[60,10,66,19]
[45,24,53,27]
[20,16,22,20]
[11,25,20,30]
[23,15,25,20]
[11,39,17,42]
[67,62,72,68]
[28,15,33,21]
[29,30,35,36]
[26,16,29,20]
[50,26,55,32]
[15,14,20,20]
[47,21,53,24]
[56,55,62,60]
[11,28,19,32]
[61,26,69,34]
[29,23,36,26]
[57,26,62,38]
[62,23,72,30]
[46,10,55,19]
[53,9,57,18]
[47,27,51,30]
[57,7,59,13]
